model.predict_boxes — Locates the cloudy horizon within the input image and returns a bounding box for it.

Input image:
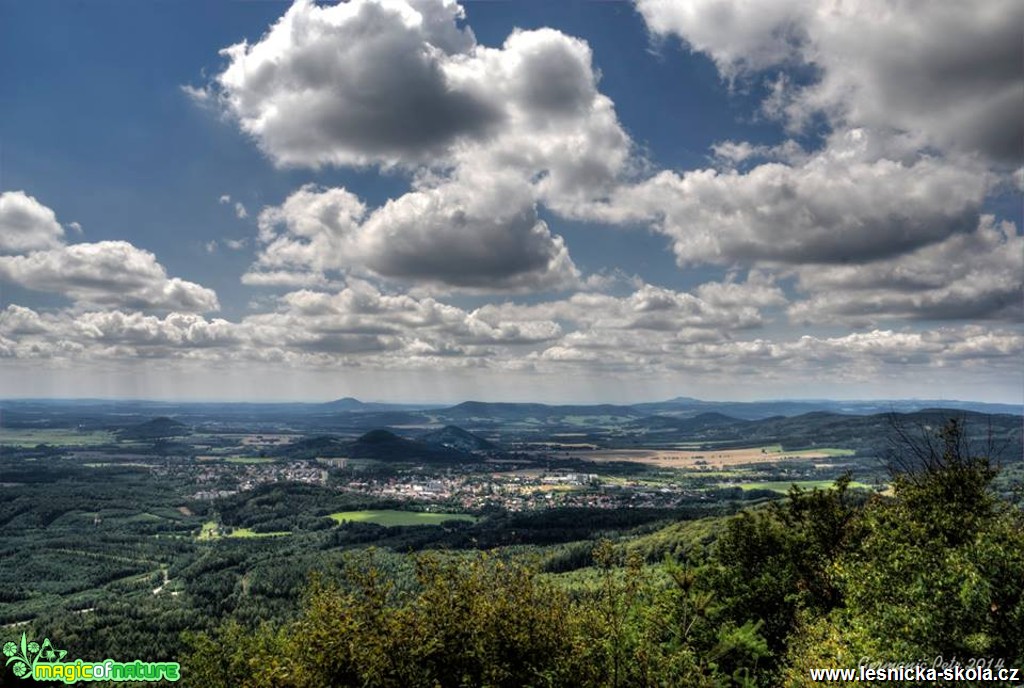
[1,0,1021,404]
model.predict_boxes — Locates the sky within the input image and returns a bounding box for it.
[0,0,1021,404]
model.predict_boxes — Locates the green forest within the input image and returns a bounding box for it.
[181,419,1023,687]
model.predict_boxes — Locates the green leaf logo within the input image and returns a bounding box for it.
[4,632,68,680]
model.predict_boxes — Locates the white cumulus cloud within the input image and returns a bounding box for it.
[583,129,991,267]
[0,191,66,253]
[0,241,220,313]
[245,179,580,292]
[636,0,1023,163]
[0,194,219,313]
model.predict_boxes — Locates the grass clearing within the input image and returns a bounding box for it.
[329,509,477,527]
[228,527,290,538]
[197,520,290,539]
[789,447,855,457]
[197,521,219,540]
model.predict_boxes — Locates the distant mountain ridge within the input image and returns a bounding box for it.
[1,397,1018,433]
[632,397,1022,420]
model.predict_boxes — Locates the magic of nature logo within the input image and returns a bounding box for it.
[4,632,180,683]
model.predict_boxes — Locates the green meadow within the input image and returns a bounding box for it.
[0,429,115,447]
[784,447,856,457]
[725,479,875,493]
[328,509,478,527]
[197,520,290,540]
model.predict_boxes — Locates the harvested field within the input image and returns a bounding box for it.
[240,434,296,446]
[575,446,852,469]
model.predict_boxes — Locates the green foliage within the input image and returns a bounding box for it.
[705,474,860,682]
[185,553,589,687]
[783,419,1024,681]
[185,544,774,687]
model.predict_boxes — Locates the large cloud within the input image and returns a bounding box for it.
[0,193,219,313]
[245,179,580,292]
[0,241,220,313]
[208,0,497,167]
[584,129,991,266]
[0,191,65,253]
[358,177,578,290]
[636,0,1023,163]
[788,216,1024,323]
[201,0,630,185]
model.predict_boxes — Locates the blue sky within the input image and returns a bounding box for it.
[1,0,1021,403]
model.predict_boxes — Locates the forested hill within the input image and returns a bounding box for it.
[345,429,475,463]
[116,417,191,440]
[275,429,485,463]
[420,425,496,452]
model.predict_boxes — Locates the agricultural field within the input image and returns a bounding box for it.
[239,434,297,445]
[527,442,600,450]
[723,479,876,493]
[575,445,855,469]
[328,509,478,527]
[0,429,115,447]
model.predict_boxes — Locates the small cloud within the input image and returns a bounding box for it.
[234,202,248,219]
[581,269,643,293]
[225,238,247,251]
[0,190,66,253]
[218,194,231,204]
[205,240,218,254]
[182,83,214,105]
[67,221,83,235]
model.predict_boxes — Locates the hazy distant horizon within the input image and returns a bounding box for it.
[3,391,1021,408]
